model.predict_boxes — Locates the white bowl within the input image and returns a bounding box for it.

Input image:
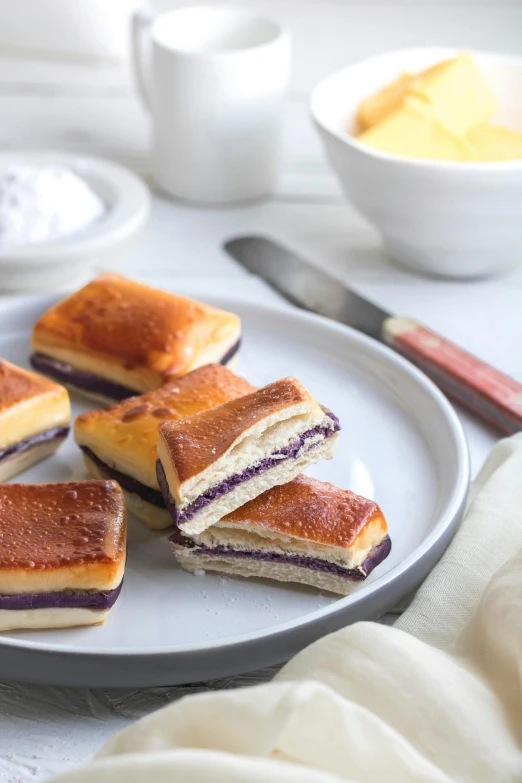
[0,151,151,292]
[311,48,522,279]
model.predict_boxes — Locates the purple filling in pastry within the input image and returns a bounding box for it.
[82,410,339,521]
[30,353,138,400]
[219,338,241,366]
[172,534,391,581]
[157,416,341,526]
[30,340,242,401]
[0,581,123,611]
[80,447,165,508]
[0,426,70,463]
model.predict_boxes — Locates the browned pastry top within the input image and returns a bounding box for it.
[0,359,64,413]
[75,365,255,481]
[224,475,388,548]
[0,480,126,570]
[32,273,240,379]
[159,377,313,484]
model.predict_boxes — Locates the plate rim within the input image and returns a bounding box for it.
[0,294,470,659]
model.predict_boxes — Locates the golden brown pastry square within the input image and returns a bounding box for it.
[0,480,126,631]
[30,273,241,403]
[0,358,70,481]
[172,475,390,595]
[74,364,254,529]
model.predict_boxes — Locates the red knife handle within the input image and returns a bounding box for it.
[382,317,522,435]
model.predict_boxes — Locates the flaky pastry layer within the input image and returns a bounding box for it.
[174,550,370,596]
[0,606,110,631]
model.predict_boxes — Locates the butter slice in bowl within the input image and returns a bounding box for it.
[357,51,522,162]
[407,52,497,136]
[357,103,473,161]
[357,53,495,137]
[357,71,414,131]
[468,124,522,162]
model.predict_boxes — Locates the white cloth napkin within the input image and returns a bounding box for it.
[51,434,522,783]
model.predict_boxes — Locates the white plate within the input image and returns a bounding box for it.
[0,151,150,292]
[0,292,469,687]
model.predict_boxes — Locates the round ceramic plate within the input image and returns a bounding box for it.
[0,292,469,687]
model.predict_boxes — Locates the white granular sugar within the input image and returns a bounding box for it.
[0,163,106,246]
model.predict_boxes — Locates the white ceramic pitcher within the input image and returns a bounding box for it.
[132,6,291,204]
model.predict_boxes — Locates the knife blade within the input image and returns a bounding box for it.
[223,235,522,435]
[224,235,389,341]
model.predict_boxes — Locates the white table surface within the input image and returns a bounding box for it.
[1,25,522,779]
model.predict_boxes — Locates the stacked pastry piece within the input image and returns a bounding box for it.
[170,477,391,595]
[155,377,391,595]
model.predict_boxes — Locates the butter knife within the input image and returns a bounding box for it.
[224,235,522,435]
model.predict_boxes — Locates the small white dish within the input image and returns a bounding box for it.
[0,290,469,687]
[0,151,150,292]
[311,48,522,279]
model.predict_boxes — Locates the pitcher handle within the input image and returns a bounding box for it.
[131,8,155,111]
